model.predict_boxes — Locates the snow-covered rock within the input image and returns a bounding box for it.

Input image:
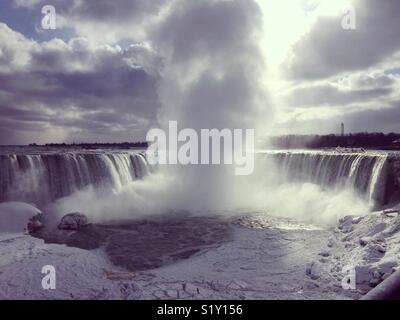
[0,202,41,234]
[327,238,335,248]
[306,261,322,280]
[27,213,44,234]
[310,209,400,295]
[319,250,331,257]
[58,212,89,230]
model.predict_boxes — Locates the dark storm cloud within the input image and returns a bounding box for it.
[0,23,162,144]
[0,103,50,122]
[285,84,392,107]
[0,59,160,115]
[4,0,267,144]
[280,100,400,135]
[4,0,399,143]
[344,102,400,132]
[285,0,400,80]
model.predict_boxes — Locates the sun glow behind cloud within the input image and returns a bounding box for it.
[257,0,354,71]
[1,0,400,144]
[255,0,357,135]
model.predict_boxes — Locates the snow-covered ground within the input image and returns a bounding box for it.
[310,209,400,294]
[0,202,41,234]
[0,202,399,300]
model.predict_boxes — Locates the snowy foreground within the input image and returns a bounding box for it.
[0,203,399,300]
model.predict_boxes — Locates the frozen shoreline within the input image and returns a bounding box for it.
[0,214,351,300]
[1,202,400,300]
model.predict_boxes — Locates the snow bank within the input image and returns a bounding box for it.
[307,208,400,297]
[0,202,41,234]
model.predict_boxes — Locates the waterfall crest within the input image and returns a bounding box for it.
[0,148,398,210]
[260,150,392,208]
[0,151,150,206]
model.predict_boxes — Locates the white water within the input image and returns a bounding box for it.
[259,150,390,207]
[0,151,150,206]
[0,148,396,225]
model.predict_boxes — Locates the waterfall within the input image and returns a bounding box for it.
[260,150,392,208]
[0,148,397,210]
[0,151,150,206]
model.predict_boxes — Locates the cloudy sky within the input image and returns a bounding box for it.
[0,0,399,145]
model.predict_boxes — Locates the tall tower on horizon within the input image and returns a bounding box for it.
[341,123,345,136]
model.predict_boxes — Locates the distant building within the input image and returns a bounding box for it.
[341,123,345,137]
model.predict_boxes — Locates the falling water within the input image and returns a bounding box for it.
[0,148,397,210]
[259,150,392,208]
[0,151,150,206]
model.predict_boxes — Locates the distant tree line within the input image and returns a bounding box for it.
[270,133,400,150]
[28,141,149,149]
